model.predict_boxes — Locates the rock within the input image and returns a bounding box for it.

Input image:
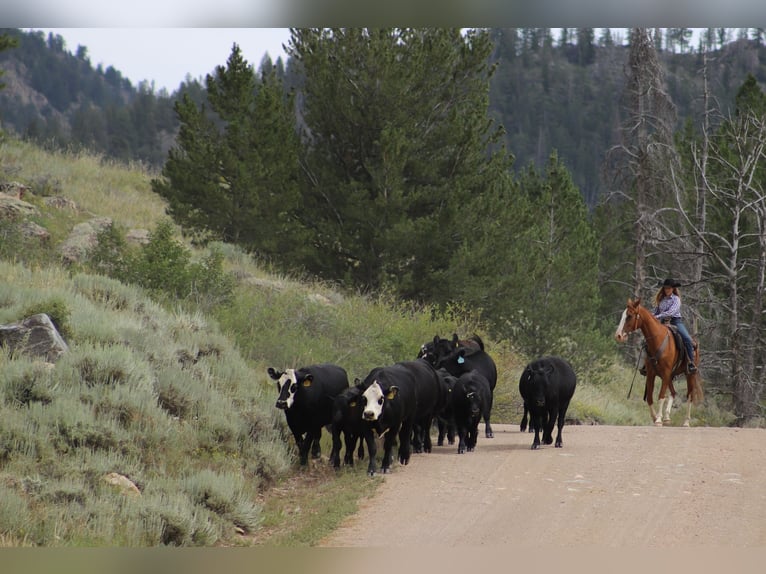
[0,181,31,200]
[0,313,69,363]
[58,216,113,264]
[19,221,51,242]
[125,228,150,245]
[44,196,78,211]
[0,194,38,220]
[103,473,141,497]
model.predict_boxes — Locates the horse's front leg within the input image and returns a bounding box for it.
[645,376,661,426]
[657,380,674,426]
[654,397,665,426]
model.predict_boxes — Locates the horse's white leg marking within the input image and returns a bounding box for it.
[663,395,673,423]
[683,401,692,427]
[654,398,664,425]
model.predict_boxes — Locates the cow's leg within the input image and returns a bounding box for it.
[542,406,556,445]
[356,433,365,460]
[364,429,378,476]
[485,394,494,438]
[520,403,528,432]
[437,418,446,446]
[310,429,322,459]
[343,431,355,466]
[330,428,342,469]
[422,417,433,453]
[382,430,398,473]
[411,423,423,454]
[555,402,570,448]
[397,422,413,467]
[290,427,311,466]
[531,413,542,450]
[468,418,479,451]
[456,421,467,454]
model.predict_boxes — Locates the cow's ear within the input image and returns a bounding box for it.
[267,368,281,380]
[433,335,440,346]
[302,374,313,387]
[354,377,361,385]
[451,333,460,347]
[386,386,399,400]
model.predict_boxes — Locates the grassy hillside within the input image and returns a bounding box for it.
[0,138,731,546]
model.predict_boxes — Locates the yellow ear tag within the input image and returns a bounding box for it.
[386,390,396,400]
[302,380,311,387]
[349,401,357,407]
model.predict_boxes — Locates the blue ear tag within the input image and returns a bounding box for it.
[457,356,465,364]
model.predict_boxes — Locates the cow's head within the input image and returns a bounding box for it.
[268,367,312,410]
[361,381,398,421]
[522,365,550,407]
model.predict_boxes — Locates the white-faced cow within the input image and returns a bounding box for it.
[451,370,493,454]
[518,356,577,450]
[359,359,442,476]
[267,363,349,466]
[328,382,368,469]
[433,336,497,438]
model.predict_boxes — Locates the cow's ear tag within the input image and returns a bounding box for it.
[349,401,357,407]
[386,390,396,399]
[302,380,312,387]
[457,356,465,364]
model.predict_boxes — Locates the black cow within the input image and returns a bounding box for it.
[359,359,442,476]
[434,368,458,446]
[267,363,349,465]
[434,337,497,438]
[328,383,367,469]
[518,356,577,450]
[452,370,493,454]
[418,333,483,367]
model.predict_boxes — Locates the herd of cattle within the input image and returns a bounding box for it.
[267,334,577,476]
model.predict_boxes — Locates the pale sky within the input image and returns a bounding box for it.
[29,28,292,93]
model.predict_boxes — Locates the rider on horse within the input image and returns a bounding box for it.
[651,278,697,374]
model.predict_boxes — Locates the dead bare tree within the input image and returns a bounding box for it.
[603,28,681,299]
[670,107,766,422]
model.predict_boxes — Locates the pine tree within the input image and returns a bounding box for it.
[286,28,508,300]
[152,44,302,263]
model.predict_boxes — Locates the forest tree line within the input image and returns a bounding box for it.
[1,28,765,423]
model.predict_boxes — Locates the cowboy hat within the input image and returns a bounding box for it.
[660,278,682,288]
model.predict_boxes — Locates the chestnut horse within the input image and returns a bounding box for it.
[614,298,703,426]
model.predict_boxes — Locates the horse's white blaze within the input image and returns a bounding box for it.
[276,369,298,409]
[362,381,384,420]
[614,309,628,342]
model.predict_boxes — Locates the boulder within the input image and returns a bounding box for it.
[58,216,113,264]
[0,313,69,362]
[0,194,38,220]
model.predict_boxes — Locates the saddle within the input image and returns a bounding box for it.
[641,323,689,377]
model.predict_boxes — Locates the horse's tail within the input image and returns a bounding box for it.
[689,346,704,405]
[688,373,704,404]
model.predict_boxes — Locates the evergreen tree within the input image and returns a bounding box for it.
[448,153,601,362]
[287,28,508,300]
[0,33,18,90]
[152,44,303,263]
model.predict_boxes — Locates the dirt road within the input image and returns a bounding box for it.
[318,423,766,548]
